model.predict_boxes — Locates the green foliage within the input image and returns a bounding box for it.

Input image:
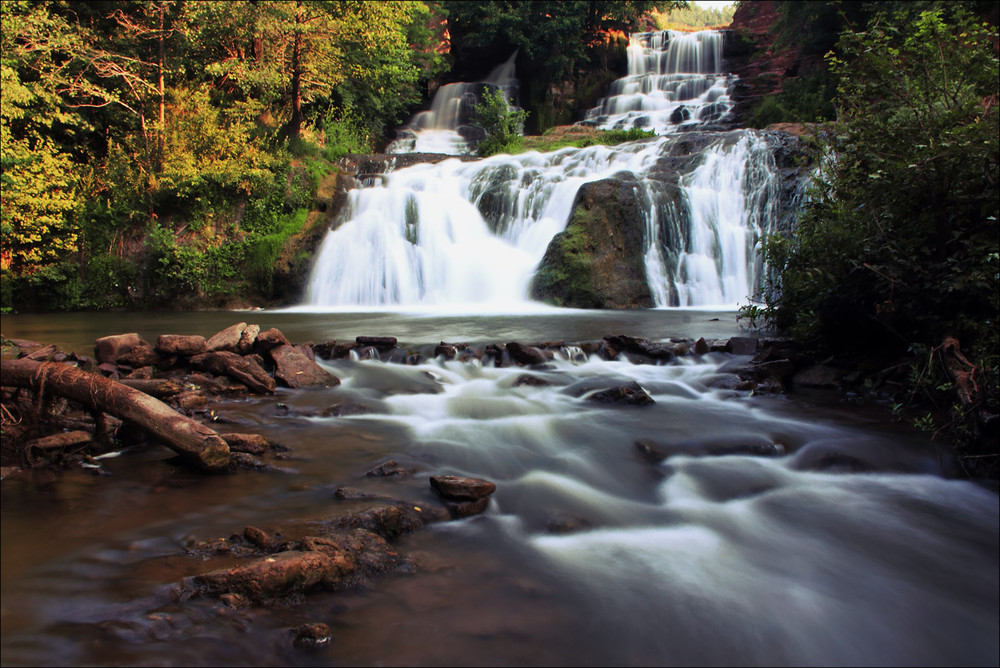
[759,9,999,450]
[745,73,837,127]
[83,254,139,309]
[475,88,529,157]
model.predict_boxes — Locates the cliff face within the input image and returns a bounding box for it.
[724,0,828,123]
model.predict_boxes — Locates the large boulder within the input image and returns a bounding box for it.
[530,175,654,309]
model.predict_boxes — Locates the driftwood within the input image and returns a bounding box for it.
[1,358,230,472]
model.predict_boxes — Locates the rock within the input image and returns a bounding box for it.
[331,504,429,540]
[434,343,458,359]
[192,530,405,603]
[602,335,674,363]
[206,323,247,353]
[585,381,655,406]
[292,623,333,650]
[546,515,593,534]
[156,334,207,357]
[97,362,120,378]
[429,475,497,500]
[513,374,552,387]
[243,525,276,551]
[635,438,669,462]
[190,351,276,394]
[443,496,491,519]
[334,487,386,501]
[237,324,260,355]
[255,328,291,352]
[221,433,273,455]
[269,344,340,389]
[117,343,160,369]
[356,336,397,349]
[365,459,410,478]
[694,337,710,355]
[530,176,655,309]
[726,336,759,355]
[94,333,150,365]
[506,341,549,366]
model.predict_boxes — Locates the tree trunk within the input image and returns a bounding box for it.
[1,359,230,472]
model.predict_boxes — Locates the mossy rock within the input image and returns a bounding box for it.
[531,176,654,309]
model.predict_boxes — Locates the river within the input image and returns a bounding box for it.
[1,308,997,666]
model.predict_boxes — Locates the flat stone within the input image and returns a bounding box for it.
[429,475,497,500]
[156,334,207,357]
[269,344,340,389]
[206,323,247,353]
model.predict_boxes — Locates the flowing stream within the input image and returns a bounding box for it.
[1,310,997,667]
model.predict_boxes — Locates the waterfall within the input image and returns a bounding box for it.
[387,52,521,156]
[304,131,787,309]
[582,30,736,133]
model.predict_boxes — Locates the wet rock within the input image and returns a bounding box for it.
[331,504,428,540]
[218,592,250,609]
[243,526,276,551]
[156,334,207,357]
[221,433,273,455]
[206,323,247,353]
[228,452,281,472]
[434,343,457,360]
[292,622,333,650]
[97,362,121,379]
[95,333,150,365]
[255,328,291,352]
[125,366,155,380]
[694,337,710,355]
[322,398,376,417]
[506,342,549,366]
[726,336,759,355]
[443,496,491,519]
[190,351,276,394]
[513,374,552,387]
[311,340,338,359]
[269,344,340,389]
[356,336,397,349]
[429,475,497,500]
[172,391,208,411]
[635,438,669,462]
[117,343,160,369]
[603,335,675,363]
[365,459,410,478]
[585,382,655,406]
[334,486,386,501]
[237,324,261,355]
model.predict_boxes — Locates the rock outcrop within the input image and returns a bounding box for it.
[531,174,654,309]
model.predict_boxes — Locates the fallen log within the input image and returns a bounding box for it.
[1,358,230,472]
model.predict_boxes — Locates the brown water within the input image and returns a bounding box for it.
[2,310,997,666]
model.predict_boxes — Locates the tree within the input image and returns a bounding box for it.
[475,87,529,156]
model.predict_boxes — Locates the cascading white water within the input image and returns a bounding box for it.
[583,29,736,133]
[304,131,783,309]
[387,52,521,156]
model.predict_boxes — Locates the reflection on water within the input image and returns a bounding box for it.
[2,312,997,666]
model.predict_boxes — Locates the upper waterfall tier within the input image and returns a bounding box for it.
[582,30,737,134]
[387,53,521,156]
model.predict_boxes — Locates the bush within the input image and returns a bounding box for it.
[475,88,529,157]
[757,9,999,459]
